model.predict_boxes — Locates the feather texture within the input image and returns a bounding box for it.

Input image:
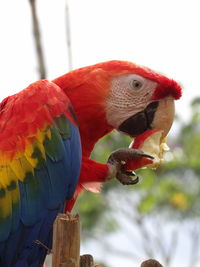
[0,80,81,266]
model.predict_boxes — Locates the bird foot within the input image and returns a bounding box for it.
[107,148,153,185]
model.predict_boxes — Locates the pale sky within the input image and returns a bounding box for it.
[0,0,199,119]
[0,1,200,266]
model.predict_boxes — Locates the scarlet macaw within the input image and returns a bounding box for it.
[0,61,182,266]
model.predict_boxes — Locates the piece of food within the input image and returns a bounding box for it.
[125,129,169,170]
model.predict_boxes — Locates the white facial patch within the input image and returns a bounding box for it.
[105,74,158,128]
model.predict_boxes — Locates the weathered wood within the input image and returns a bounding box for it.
[52,213,162,267]
[52,213,80,267]
[140,259,163,267]
[80,254,94,267]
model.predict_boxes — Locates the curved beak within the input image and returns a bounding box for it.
[151,97,175,137]
[118,97,175,138]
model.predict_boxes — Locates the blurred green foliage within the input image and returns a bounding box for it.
[76,98,200,235]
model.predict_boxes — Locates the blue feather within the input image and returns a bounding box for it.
[10,186,21,234]
[0,115,82,266]
[19,174,41,226]
[65,120,82,199]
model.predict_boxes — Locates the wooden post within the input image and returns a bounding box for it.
[80,254,95,267]
[52,213,80,267]
[140,259,163,267]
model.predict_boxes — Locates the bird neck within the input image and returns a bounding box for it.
[53,74,113,157]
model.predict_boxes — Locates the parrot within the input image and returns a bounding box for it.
[0,60,182,266]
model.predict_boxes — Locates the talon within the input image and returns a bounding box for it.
[116,170,140,185]
[121,166,138,177]
[132,171,136,176]
[131,175,139,184]
[108,148,153,164]
[107,148,149,186]
[140,153,154,160]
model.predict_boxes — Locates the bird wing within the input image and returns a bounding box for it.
[0,80,81,266]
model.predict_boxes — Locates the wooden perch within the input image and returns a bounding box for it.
[80,254,95,267]
[140,259,163,267]
[52,213,80,267]
[51,213,161,267]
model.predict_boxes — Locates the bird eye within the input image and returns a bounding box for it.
[132,79,143,90]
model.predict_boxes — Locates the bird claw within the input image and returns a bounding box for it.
[107,148,153,185]
[108,148,153,165]
[116,169,140,185]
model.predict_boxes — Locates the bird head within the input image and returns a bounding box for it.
[53,60,182,155]
[103,61,182,138]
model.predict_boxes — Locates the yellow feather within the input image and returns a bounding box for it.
[46,128,51,139]
[0,153,14,166]
[10,159,26,181]
[19,157,34,176]
[10,184,20,205]
[35,141,46,160]
[0,189,12,218]
[0,166,19,190]
[0,166,11,188]
[24,143,38,168]
[35,129,45,143]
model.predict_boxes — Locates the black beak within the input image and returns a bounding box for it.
[118,101,159,137]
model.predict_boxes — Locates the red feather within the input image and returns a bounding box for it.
[53,60,182,157]
[152,78,182,100]
[0,80,74,159]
